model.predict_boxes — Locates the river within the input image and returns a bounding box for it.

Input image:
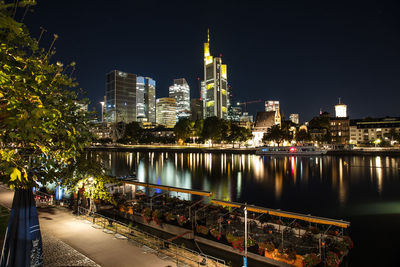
[97,151,400,266]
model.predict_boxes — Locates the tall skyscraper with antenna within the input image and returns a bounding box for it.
[202,29,229,119]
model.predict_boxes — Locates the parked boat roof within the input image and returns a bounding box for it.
[211,199,350,228]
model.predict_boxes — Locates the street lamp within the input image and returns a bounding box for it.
[241,204,248,267]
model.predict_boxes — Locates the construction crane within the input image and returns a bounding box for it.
[236,99,262,112]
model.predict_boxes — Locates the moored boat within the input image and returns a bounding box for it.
[256,145,327,156]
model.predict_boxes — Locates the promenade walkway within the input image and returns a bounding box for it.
[0,187,173,267]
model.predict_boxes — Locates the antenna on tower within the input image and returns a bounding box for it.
[207,28,210,42]
[320,108,322,115]
[338,97,341,104]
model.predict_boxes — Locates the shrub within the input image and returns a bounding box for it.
[177,215,187,226]
[226,232,234,243]
[302,253,321,267]
[152,209,162,225]
[142,208,152,223]
[286,247,297,261]
[265,241,275,252]
[325,251,340,267]
[231,237,244,252]
[196,225,209,235]
[210,228,222,240]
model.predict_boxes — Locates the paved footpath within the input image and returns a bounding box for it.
[0,186,173,267]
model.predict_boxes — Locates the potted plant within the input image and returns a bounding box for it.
[265,241,275,253]
[196,225,209,235]
[325,251,340,267]
[302,253,321,267]
[142,207,152,223]
[177,215,187,226]
[231,236,244,252]
[226,232,234,243]
[152,209,162,225]
[165,212,175,222]
[210,228,222,240]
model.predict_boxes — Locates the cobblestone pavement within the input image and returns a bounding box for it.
[42,232,100,266]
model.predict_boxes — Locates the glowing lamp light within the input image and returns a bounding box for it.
[289,147,296,153]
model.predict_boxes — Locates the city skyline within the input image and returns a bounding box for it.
[23,0,400,121]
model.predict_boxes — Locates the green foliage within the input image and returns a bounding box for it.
[262,125,292,145]
[295,129,311,143]
[174,118,193,142]
[0,1,113,207]
[0,2,93,189]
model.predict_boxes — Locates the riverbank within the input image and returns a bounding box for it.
[89,145,400,156]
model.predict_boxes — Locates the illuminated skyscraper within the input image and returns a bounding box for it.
[289,114,299,124]
[265,100,279,112]
[202,29,228,119]
[156,98,177,128]
[169,78,190,121]
[105,71,155,123]
[144,77,156,123]
[105,70,137,123]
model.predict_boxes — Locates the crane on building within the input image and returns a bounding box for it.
[236,99,262,112]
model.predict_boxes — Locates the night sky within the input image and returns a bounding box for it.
[22,0,400,122]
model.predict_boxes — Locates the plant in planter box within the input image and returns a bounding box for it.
[210,228,222,240]
[247,237,256,247]
[152,209,162,225]
[142,207,152,223]
[196,225,209,235]
[231,237,244,252]
[325,251,340,267]
[257,242,267,255]
[177,215,187,226]
[286,247,297,261]
[302,253,321,267]
[165,212,175,222]
[265,241,275,253]
[226,232,234,243]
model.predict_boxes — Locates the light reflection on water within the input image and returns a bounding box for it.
[99,151,400,217]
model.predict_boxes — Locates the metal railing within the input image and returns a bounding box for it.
[77,206,227,267]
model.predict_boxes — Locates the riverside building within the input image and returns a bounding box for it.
[156,98,177,128]
[169,78,191,121]
[105,70,156,123]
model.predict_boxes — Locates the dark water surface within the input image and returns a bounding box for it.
[99,151,400,266]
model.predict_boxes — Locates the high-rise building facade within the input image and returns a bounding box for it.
[202,30,229,119]
[105,70,156,123]
[144,77,156,123]
[169,78,190,121]
[105,70,137,123]
[265,100,279,112]
[191,98,203,121]
[156,98,177,128]
[289,113,299,124]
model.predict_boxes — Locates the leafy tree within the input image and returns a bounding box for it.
[295,129,311,143]
[174,118,193,143]
[0,2,115,263]
[202,117,224,146]
[122,121,143,144]
[262,125,291,146]
[228,123,252,147]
